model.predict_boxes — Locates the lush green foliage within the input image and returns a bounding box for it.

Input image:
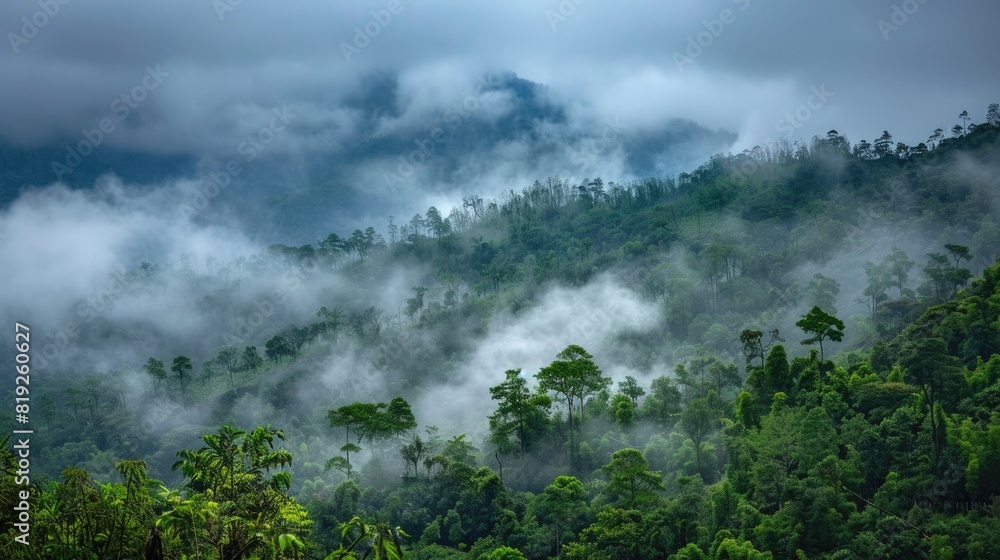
[4,111,1000,558]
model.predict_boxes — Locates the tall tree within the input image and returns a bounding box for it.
[601,448,664,506]
[143,357,167,387]
[489,369,550,457]
[425,206,450,237]
[944,243,971,268]
[213,346,240,390]
[405,287,427,323]
[328,516,408,560]
[988,103,1000,128]
[328,402,381,472]
[385,397,417,440]
[680,393,720,479]
[883,246,915,298]
[400,435,427,477]
[170,356,192,396]
[536,345,609,469]
[807,273,840,314]
[898,338,964,464]
[740,328,782,370]
[534,475,587,558]
[240,346,263,372]
[747,344,792,406]
[619,376,646,408]
[927,128,944,149]
[640,375,683,429]
[863,261,892,317]
[264,334,293,362]
[795,306,845,361]
[167,425,306,558]
[873,130,895,159]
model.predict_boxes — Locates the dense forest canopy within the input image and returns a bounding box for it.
[3,107,1000,558]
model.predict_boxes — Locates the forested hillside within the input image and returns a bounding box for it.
[3,109,1000,558]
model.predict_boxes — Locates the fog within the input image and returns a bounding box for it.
[2,0,998,492]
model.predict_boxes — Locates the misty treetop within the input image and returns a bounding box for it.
[3,107,1000,558]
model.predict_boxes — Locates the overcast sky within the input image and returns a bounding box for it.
[2,0,997,158]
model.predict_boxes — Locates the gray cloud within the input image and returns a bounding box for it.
[2,0,996,156]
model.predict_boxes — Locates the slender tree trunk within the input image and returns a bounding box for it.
[519,415,525,457]
[566,397,575,470]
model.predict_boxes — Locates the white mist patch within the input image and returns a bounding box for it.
[0,174,278,379]
[413,274,660,437]
[0,176,258,327]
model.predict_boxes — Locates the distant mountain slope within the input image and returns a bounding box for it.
[0,71,737,244]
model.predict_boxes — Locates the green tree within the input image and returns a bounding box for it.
[761,345,792,401]
[959,110,971,134]
[898,337,964,464]
[987,103,1000,127]
[328,402,381,475]
[442,434,478,466]
[143,357,167,386]
[170,356,192,396]
[165,425,308,559]
[534,476,587,558]
[536,345,609,469]
[944,244,973,297]
[317,306,344,340]
[863,261,892,317]
[566,508,649,560]
[807,273,840,315]
[795,307,844,361]
[680,394,719,480]
[401,435,427,477]
[326,444,362,479]
[640,375,682,429]
[240,345,263,372]
[481,546,528,560]
[675,353,741,402]
[7,461,158,559]
[873,130,895,159]
[213,345,240,389]
[883,246,914,298]
[602,448,665,506]
[385,397,417,440]
[328,516,408,560]
[619,376,646,408]
[265,334,293,362]
[740,329,782,370]
[489,369,551,457]
[405,286,427,323]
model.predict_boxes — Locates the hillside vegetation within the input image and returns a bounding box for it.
[3,109,1000,558]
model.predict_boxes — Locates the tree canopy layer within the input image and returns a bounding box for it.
[4,107,1000,558]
